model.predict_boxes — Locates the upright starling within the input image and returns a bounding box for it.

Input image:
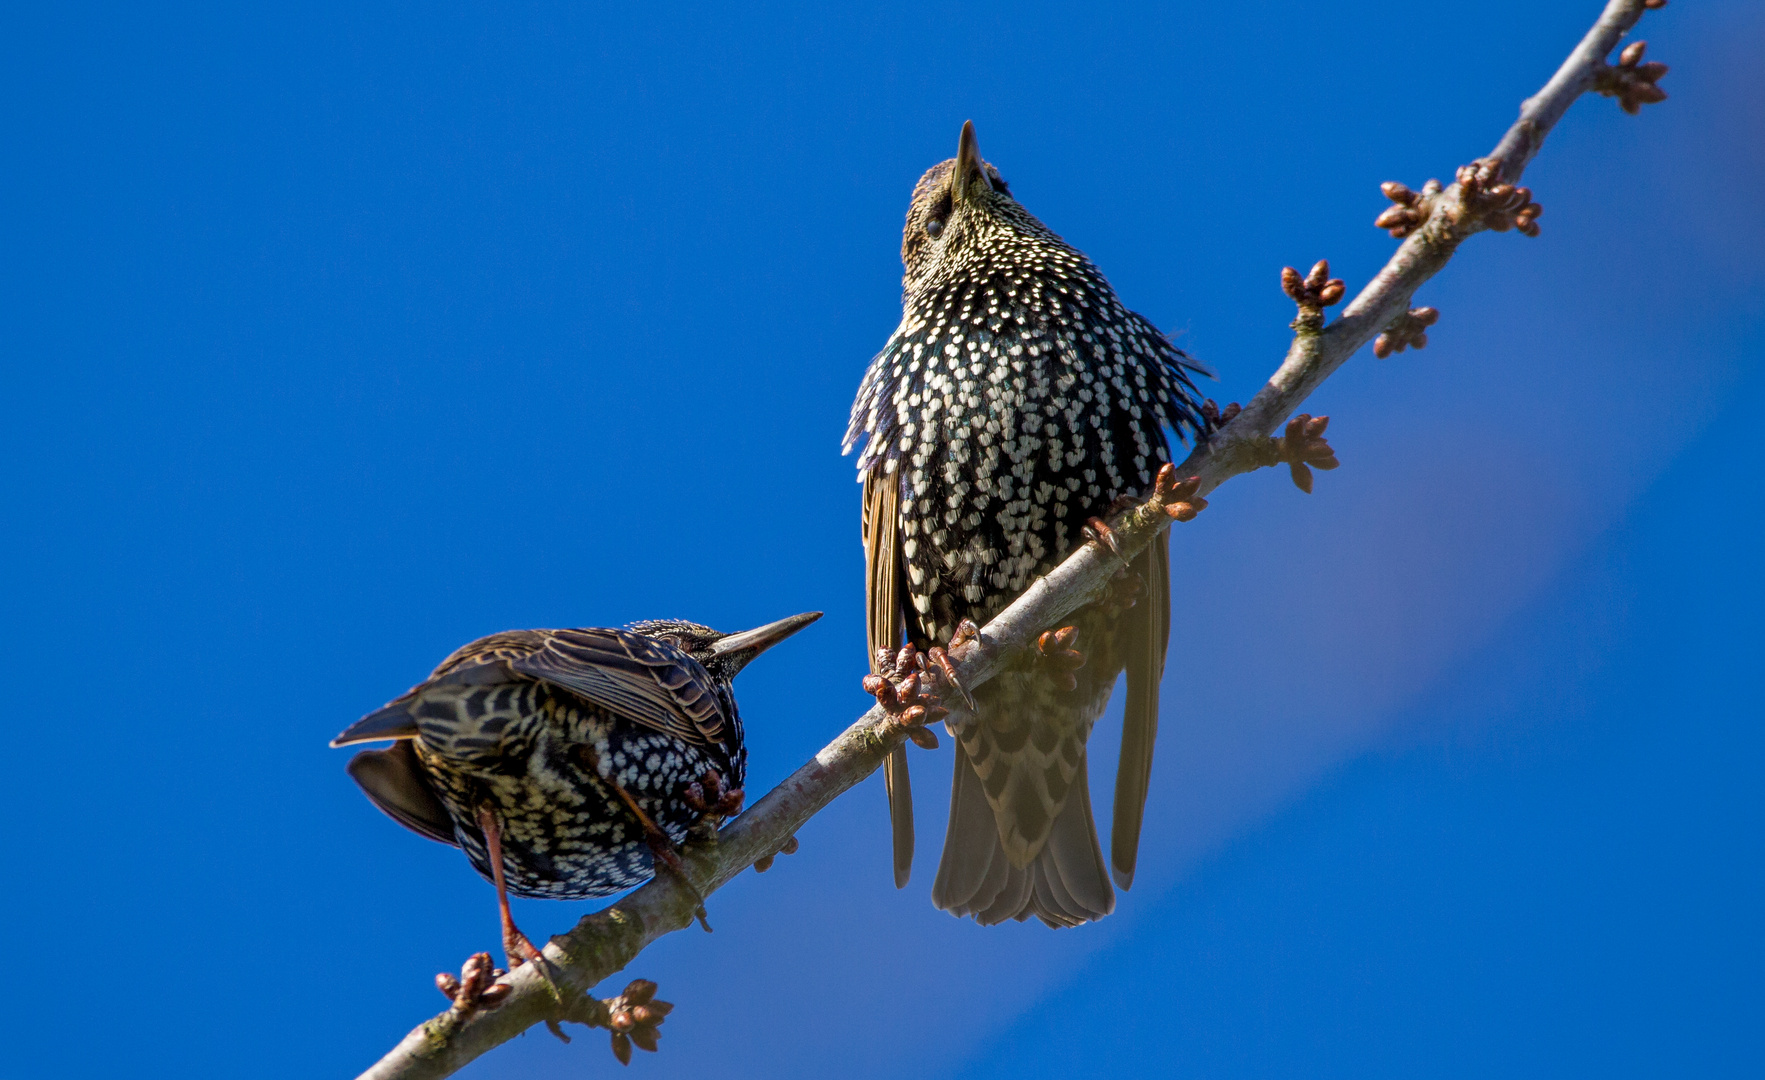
[331,612,820,965]
[844,122,1209,926]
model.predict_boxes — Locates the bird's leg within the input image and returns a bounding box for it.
[475,804,547,970]
[925,618,980,713]
[579,746,713,932]
[1035,626,1086,692]
[435,951,511,1016]
[863,643,949,750]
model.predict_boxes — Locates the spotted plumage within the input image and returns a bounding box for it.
[332,612,819,960]
[845,122,1209,926]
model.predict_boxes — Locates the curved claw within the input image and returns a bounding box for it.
[1084,517,1129,566]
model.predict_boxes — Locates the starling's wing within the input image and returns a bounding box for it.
[498,628,728,749]
[345,740,459,846]
[1111,531,1170,889]
[863,467,916,887]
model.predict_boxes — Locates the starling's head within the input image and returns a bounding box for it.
[901,120,1021,293]
[627,611,822,683]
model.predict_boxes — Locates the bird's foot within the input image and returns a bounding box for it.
[1035,626,1086,692]
[925,618,981,712]
[1083,516,1130,567]
[1251,414,1339,493]
[549,979,675,1065]
[864,644,948,750]
[753,834,800,873]
[502,923,546,971]
[644,831,714,933]
[684,768,744,820]
[436,952,511,1016]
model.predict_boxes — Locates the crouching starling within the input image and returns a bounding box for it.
[331,612,820,973]
[844,122,1210,926]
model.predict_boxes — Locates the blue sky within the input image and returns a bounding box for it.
[1,2,1759,1077]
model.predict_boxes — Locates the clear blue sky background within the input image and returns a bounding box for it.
[2,2,1760,1077]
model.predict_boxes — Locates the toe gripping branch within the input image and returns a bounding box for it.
[864,644,951,750]
[1034,626,1086,692]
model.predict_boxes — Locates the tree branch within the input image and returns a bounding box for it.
[355,2,1667,1075]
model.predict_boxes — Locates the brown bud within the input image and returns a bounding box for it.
[630,1026,660,1054]
[1154,461,1180,494]
[1290,461,1314,494]
[1318,280,1346,306]
[782,835,800,855]
[1643,0,1666,8]
[1306,260,1330,289]
[1381,180,1415,204]
[1413,307,1439,326]
[754,854,775,872]
[908,726,940,750]
[1620,40,1646,67]
[611,1032,633,1066]
[1374,334,1394,359]
[436,973,461,999]
[1281,266,1304,301]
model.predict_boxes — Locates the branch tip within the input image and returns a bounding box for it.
[1282,260,1347,329]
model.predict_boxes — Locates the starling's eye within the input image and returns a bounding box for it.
[925,218,944,239]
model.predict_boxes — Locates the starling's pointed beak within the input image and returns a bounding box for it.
[952,119,991,204]
[709,611,823,673]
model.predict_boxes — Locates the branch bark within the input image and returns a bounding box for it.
[356,3,1664,1075]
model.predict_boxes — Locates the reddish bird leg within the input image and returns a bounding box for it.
[475,804,546,970]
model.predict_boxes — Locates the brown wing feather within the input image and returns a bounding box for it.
[435,628,727,749]
[1110,530,1170,889]
[863,468,916,887]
